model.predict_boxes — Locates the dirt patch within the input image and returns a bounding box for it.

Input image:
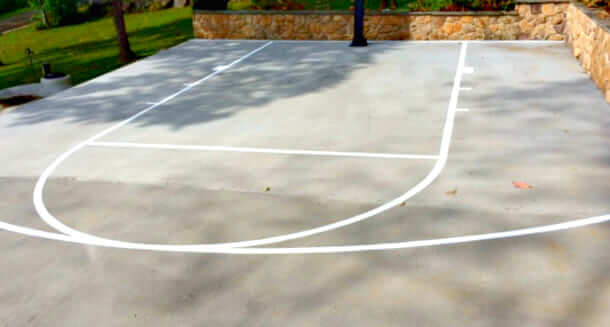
[0,95,41,109]
[0,11,34,34]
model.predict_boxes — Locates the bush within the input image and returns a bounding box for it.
[46,0,79,25]
[228,0,254,10]
[193,0,229,9]
[0,0,29,14]
[581,0,609,14]
[28,0,80,27]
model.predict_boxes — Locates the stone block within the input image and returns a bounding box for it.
[460,16,474,24]
[442,22,462,35]
[431,16,446,28]
[549,34,565,41]
[541,3,555,16]
[519,19,534,34]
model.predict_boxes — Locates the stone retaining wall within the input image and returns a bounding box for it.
[565,2,610,102]
[193,1,569,40]
[193,1,610,102]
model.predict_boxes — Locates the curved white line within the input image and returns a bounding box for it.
[33,42,468,250]
[1,214,608,254]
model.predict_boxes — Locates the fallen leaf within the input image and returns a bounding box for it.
[512,181,533,189]
[265,186,271,192]
[445,188,458,196]
[400,201,407,207]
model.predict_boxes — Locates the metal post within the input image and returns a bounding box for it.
[351,0,368,47]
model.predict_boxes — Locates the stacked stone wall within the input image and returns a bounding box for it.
[193,1,570,40]
[193,1,610,102]
[566,2,610,102]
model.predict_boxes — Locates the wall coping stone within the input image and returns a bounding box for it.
[570,1,610,33]
[194,9,518,16]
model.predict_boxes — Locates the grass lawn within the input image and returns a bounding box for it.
[0,7,193,90]
[0,7,32,21]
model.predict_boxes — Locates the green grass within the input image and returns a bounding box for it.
[0,7,193,90]
[0,6,32,20]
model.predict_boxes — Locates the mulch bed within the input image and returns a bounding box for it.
[0,11,35,34]
[0,95,41,109]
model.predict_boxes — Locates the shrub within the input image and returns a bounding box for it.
[251,0,305,9]
[28,0,80,27]
[228,0,255,10]
[0,0,29,14]
[581,0,609,14]
[193,0,230,9]
[45,0,79,25]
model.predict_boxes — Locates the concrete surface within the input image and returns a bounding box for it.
[0,40,608,326]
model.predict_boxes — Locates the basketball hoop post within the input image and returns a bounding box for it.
[351,0,368,47]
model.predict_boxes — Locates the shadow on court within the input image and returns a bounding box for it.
[5,41,400,129]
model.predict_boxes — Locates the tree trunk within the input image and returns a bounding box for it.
[112,0,136,63]
[40,8,49,28]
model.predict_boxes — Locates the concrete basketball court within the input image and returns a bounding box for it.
[0,40,608,325]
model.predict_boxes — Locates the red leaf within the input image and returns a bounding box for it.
[513,181,533,189]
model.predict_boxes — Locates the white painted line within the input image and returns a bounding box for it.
[463,67,474,74]
[30,42,468,252]
[33,41,274,243]
[213,65,231,72]
[456,108,470,112]
[87,141,439,160]
[30,42,467,250]
[145,102,159,106]
[0,214,608,254]
[7,41,605,254]
[460,87,472,91]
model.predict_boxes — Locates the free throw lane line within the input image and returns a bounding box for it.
[88,142,439,160]
[33,42,466,251]
[33,41,274,240]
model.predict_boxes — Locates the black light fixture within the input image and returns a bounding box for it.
[351,0,368,47]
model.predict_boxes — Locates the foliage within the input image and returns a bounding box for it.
[28,0,80,28]
[45,0,79,25]
[193,0,229,10]
[403,0,454,11]
[581,0,609,14]
[452,0,514,11]
[251,0,305,9]
[223,0,515,10]
[0,7,193,90]
[0,0,28,14]
[228,0,255,10]
[0,6,31,20]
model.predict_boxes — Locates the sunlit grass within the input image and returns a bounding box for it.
[0,7,193,90]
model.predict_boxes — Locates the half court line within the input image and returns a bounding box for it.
[87,141,440,160]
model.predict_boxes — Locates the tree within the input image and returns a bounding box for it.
[112,0,136,63]
[28,0,50,28]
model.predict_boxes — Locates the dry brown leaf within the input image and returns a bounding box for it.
[512,181,533,189]
[445,188,458,196]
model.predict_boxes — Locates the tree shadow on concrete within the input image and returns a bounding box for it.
[6,41,403,129]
